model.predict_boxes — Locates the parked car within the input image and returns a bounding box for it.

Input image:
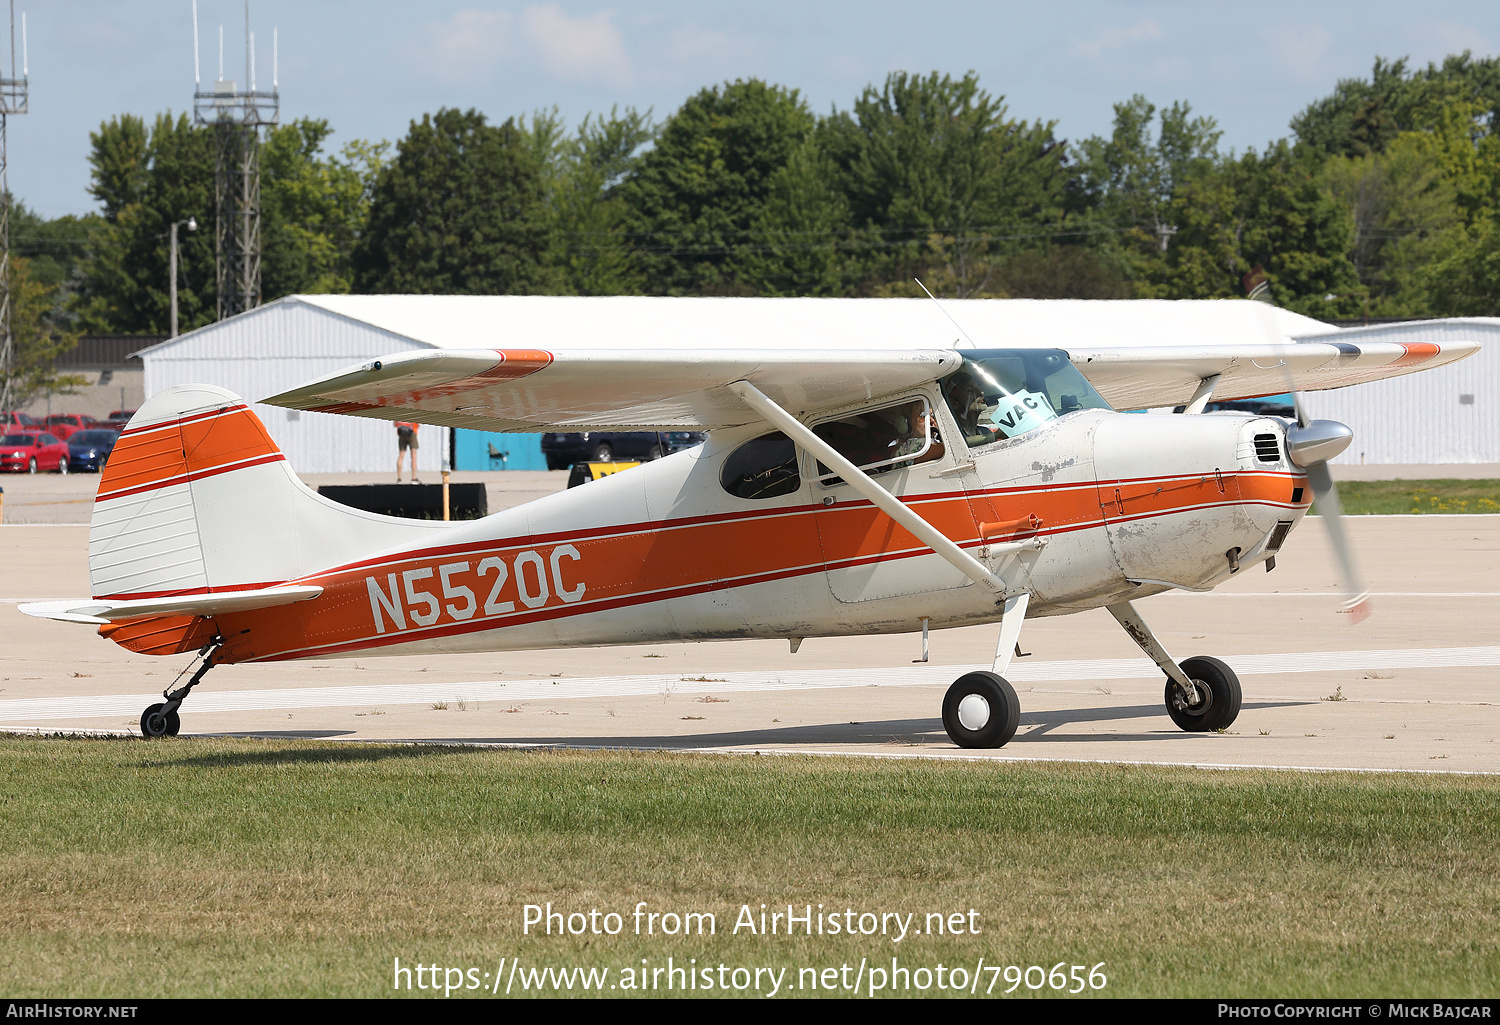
[43,413,97,440]
[67,428,121,472]
[540,430,708,470]
[108,409,137,423]
[1,411,42,429]
[0,431,70,473]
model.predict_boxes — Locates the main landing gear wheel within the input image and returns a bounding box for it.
[942,671,1020,749]
[1165,656,1242,733]
[140,702,181,738]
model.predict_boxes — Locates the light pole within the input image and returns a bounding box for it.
[169,216,197,338]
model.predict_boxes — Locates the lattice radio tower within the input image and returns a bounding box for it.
[192,1,278,321]
[0,2,27,411]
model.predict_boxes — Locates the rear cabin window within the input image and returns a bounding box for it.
[720,432,800,500]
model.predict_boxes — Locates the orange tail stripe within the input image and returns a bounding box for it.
[97,406,282,500]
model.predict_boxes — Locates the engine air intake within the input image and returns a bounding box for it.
[1254,433,1281,463]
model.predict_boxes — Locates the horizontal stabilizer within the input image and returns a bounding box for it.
[19,585,324,626]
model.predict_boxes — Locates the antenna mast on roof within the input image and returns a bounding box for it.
[0,1,29,411]
[192,0,278,321]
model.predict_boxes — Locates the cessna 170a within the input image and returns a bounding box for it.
[19,302,1478,746]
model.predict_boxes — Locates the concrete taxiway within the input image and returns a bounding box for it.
[1,470,1497,772]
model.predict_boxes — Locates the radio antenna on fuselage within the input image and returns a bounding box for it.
[914,278,1018,401]
[915,278,979,349]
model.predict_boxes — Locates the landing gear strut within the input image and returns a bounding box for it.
[1106,601,1243,733]
[140,638,222,738]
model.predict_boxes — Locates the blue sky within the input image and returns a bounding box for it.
[9,1,1500,218]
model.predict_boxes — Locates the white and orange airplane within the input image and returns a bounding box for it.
[20,304,1478,746]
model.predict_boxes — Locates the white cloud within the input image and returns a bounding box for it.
[1430,21,1493,58]
[521,5,633,87]
[1266,24,1332,83]
[417,8,514,82]
[415,5,630,87]
[1069,19,1162,61]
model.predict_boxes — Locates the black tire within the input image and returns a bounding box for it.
[591,443,613,462]
[140,702,180,738]
[27,457,36,474]
[1165,656,1242,732]
[942,671,1020,749]
[647,444,664,460]
[57,457,68,475]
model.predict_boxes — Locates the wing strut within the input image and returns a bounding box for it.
[727,380,1005,596]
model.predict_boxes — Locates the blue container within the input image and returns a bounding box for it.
[453,430,547,471]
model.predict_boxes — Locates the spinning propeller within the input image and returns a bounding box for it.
[1251,299,1371,622]
[1284,396,1370,622]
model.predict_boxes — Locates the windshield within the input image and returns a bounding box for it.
[940,348,1112,448]
[3,434,35,446]
[73,430,117,444]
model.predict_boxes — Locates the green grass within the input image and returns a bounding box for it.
[1,736,1498,998]
[1318,479,1500,515]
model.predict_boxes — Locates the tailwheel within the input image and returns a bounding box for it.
[1165,656,1242,732]
[942,671,1020,749]
[140,702,181,738]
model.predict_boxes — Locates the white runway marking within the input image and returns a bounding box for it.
[3,645,1499,722]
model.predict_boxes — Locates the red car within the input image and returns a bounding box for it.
[0,431,70,473]
[44,414,96,440]
[1,411,42,429]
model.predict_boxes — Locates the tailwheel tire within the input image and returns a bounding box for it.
[1165,656,1242,732]
[140,703,181,738]
[942,671,1020,749]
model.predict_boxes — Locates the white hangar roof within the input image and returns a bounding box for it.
[138,294,1339,362]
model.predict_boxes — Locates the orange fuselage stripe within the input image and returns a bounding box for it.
[173,469,1305,664]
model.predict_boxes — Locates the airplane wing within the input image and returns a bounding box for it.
[1068,336,1480,410]
[260,336,1479,431]
[262,348,963,431]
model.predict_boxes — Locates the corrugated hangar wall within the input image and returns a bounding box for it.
[139,300,450,474]
[1298,318,1500,464]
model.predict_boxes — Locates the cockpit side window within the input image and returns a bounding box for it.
[811,397,942,486]
[941,348,1111,449]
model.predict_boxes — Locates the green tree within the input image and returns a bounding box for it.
[261,119,386,298]
[622,80,816,295]
[737,134,854,297]
[1072,94,1223,285]
[822,71,1072,297]
[352,108,556,294]
[1292,53,1500,158]
[1154,141,1360,312]
[75,112,215,334]
[539,107,654,295]
[0,256,84,409]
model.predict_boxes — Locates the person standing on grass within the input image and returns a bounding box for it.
[395,421,420,483]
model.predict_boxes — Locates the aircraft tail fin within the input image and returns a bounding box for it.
[89,384,447,602]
